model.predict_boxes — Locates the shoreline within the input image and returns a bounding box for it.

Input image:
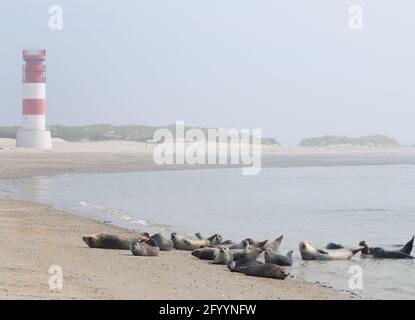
[0,199,354,299]
[3,141,408,299]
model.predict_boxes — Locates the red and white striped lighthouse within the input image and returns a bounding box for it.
[16,49,52,149]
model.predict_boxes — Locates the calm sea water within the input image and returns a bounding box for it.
[1,165,414,299]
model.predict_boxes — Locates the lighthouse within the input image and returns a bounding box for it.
[16,49,52,149]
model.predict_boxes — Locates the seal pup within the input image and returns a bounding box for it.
[359,236,414,258]
[263,235,284,252]
[171,232,208,250]
[146,233,173,251]
[131,241,160,256]
[326,242,344,250]
[213,247,234,265]
[191,247,218,260]
[299,241,362,261]
[264,249,293,266]
[228,262,289,280]
[82,233,150,250]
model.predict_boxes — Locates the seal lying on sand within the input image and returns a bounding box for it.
[131,241,160,256]
[232,245,264,267]
[213,247,234,264]
[230,238,268,250]
[82,233,150,250]
[228,262,289,280]
[194,233,224,246]
[191,247,219,260]
[359,236,414,259]
[171,232,208,250]
[326,242,344,250]
[146,233,173,251]
[264,249,293,266]
[299,241,362,261]
[263,235,284,252]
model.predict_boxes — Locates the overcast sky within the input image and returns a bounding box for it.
[1,1,414,146]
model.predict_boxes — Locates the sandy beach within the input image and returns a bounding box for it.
[3,139,415,299]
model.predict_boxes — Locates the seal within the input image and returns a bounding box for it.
[232,244,264,267]
[230,238,268,250]
[359,236,414,258]
[213,246,234,265]
[194,233,224,246]
[146,233,173,251]
[325,242,344,250]
[191,247,218,260]
[228,262,289,280]
[263,235,284,252]
[264,249,293,266]
[171,232,208,250]
[82,233,150,250]
[131,241,160,256]
[299,241,362,261]
[359,236,414,259]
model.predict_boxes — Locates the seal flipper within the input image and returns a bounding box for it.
[351,247,364,256]
[195,232,203,240]
[256,240,268,248]
[400,236,414,255]
[317,249,329,255]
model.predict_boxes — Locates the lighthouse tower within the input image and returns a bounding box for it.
[16,49,52,149]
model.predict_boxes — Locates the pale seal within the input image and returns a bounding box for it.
[264,249,293,266]
[82,233,150,250]
[228,262,289,280]
[213,246,234,265]
[194,233,224,246]
[146,233,173,251]
[299,241,362,261]
[191,247,218,260]
[263,235,284,252]
[171,232,208,250]
[131,241,160,256]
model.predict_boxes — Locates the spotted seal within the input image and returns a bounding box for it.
[264,249,293,266]
[131,241,160,256]
[228,262,289,280]
[82,233,150,250]
[299,241,362,261]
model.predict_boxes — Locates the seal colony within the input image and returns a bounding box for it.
[82,231,415,281]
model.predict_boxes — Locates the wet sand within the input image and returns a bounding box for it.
[0,199,352,299]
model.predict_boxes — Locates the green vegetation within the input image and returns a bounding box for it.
[0,124,280,145]
[299,135,400,147]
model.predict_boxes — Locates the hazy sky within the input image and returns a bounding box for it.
[1,1,414,146]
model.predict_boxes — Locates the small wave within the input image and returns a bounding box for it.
[79,201,149,226]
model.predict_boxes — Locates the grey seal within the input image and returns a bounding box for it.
[299,241,362,261]
[229,238,268,250]
[359,236,414,259]
[325,242,344,250]
[82,233,150,250]
[146,233,173,251]
[264,249,293,266]
[228,262,289,280]
[131,241,160,256]
[191,247,218,260]
[263,235,284,251]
